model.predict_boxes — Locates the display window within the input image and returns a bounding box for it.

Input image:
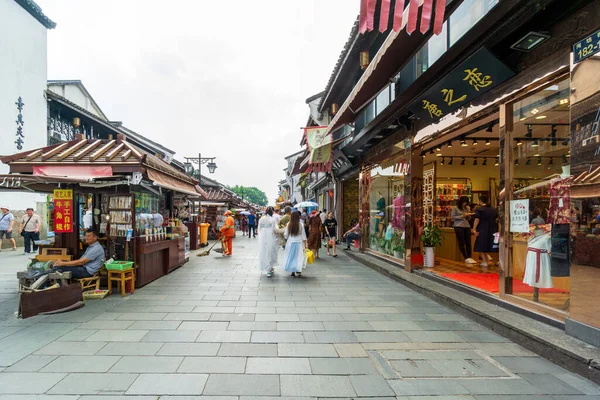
[508,78,571,312]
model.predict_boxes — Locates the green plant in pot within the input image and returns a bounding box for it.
[392,233,405,259]
[421,224,444,268]
[376,237,387,253]
[369,234,378,248]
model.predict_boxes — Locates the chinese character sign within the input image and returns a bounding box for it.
[304,126,333,172]
[54,189,73,233]
[510,199,529,233]
[573,29,600,64]
[409,48,514,122]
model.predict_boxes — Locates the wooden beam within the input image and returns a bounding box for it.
[121,149,132,162]
[57,139,89,161]
[25,149,43,161]
[105,143,125,161]
[73,140,102,161]
[41,142,70,161]
[89,140,116,162]
[121,141,143,160]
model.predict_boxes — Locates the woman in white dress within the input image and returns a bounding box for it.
[258,207,280,277]
[283,211,308,277]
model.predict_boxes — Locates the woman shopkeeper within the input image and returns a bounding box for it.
[451,196,476,265]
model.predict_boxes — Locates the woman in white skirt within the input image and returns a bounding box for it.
[283,211,307,277]
[258,207,280,278]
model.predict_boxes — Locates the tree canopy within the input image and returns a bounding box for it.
[229,185,268,206]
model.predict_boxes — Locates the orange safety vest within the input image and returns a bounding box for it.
[220,216,236,237]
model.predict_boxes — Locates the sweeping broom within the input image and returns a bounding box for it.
[198,234,224,257]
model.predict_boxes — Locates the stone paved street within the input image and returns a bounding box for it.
[1,238,599,399]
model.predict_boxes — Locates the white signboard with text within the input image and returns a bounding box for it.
[510,199,529,233]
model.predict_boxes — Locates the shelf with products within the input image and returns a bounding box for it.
[435,179,471,227]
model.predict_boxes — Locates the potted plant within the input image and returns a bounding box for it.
[392,234,405,259]
[421,224,444,268]
[376,237,387,253]
[369,234,378,249]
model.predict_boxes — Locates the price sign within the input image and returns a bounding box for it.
[573,29,600,64]
[54,189,73,233]
[510,199,529,233]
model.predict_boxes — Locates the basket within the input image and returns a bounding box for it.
[83,290,109,300]
[105,261,134,271]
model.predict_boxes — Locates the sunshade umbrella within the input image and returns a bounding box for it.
[295,201,320,208]
[239,211,251,216]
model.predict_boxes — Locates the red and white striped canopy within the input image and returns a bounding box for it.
[359,0,447,35]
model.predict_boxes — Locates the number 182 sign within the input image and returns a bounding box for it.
[573,29,600,64]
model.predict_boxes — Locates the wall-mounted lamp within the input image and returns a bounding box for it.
[510,31,551,52]
[360,51,370,70]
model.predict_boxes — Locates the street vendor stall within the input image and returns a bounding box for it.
[0,133,203,289]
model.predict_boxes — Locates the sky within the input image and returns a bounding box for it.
[35,0,359,204]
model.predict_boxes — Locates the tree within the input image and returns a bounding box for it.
[229,185,268,206]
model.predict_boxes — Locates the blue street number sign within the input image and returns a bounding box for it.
[573,29,600,64]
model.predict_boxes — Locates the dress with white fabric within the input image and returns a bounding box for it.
[283,222,307,273]
[523,231,553,288]
[258,215,279,271]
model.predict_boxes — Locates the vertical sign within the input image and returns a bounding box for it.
[54,189,74,233]
[509,199,529,233]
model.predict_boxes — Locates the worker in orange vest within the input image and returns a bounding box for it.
[220,210,236,257]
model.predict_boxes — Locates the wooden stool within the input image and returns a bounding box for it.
[76,275,101,291]
[107,269,135,297]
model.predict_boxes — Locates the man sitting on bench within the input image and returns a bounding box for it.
[53,229,105,279]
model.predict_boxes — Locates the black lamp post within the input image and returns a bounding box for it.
[184,153,217,222]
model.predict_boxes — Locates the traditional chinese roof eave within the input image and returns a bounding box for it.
[15,0,56,29]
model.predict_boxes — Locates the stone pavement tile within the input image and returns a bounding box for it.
[553,372,600,395]
[342,313,389,321]
[323,321,372,331]
[79,396,158,400]
[86,330,149,342]
[126,374,209,395]
[417,321,485,331]
[277,308,316,314]
[157,342,219,356]
[35,341,107,355]
[278,343,338,357]
[110,356,183,373]
[203,374,280,396]
[551,396,600,400]
[349,374,396,397]
[519,373,584,395]
[256,314,299,322]
[299,313,344,322]
[161,397,236,400]
[92,313,123,321]
[178,322,229,331]
[4,355,57,372]
[116,313,167,321]
[303,331,359,343]
[384,350,483,360]
[141,330,199,342]
[458,331,510,343]
[246,357,311,374]
[210,313,255,322]
[364,342,473,351]
[193,306,235,313]
[492,357,568,374]
[179,300,218,306]
[388,378,470,396]
[471,343,536,356]
[97,342,163,356]
[251,331,304,343]
[78,321,134,330]
[356,307,400,314]
[390,360,441,377]
[427,313,472,321]
[0,372,67,394]
[235,307,276,314]
[353,331,411,343]
[386,313,433,321]
[280,375,356,397]
[128,321,182,330]
[309,357,378,375]
[41,355,120,372]
[240,397,312,400]
[228,322,277,331]
[257,301,295,307]
[404,330,465,343]
[218,343,278,357]
[48,373,137,395]
[472,396,552,400]
[197,330,251,343]
[367,321,422,331]
[162,313,211,321]
[429,359,509,377]
[148,306,195,313]
[334,343,368,357]
[459,378,544,395]
[396,397,476,400]
[55,329,97,341]
[277,322,325,331]
[316,307,356,314]
[178,356,246,373]
[219,300,259,307]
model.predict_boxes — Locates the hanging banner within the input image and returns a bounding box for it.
[53,189,74,233]
[304,126,332,173]
[510,199,529,233]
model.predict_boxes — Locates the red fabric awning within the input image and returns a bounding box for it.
[146,168,198,197]
[33,165,113,179]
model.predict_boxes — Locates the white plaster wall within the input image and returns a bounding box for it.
[48,84,105,119]
[0,0,49,209]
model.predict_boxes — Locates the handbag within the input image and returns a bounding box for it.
[305,249,315,264]
[21,216,33,237]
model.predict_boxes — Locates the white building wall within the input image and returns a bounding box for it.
[0,0,49,209]
[47,84,106,119]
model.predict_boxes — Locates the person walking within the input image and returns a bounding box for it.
[220,210,236,257]
[247,211,257,238]
[258,207,279,278]
[19,208,42,255]
[343,220,361,250]
[241,215,248,236]
[472,194,499,267]
[0,206,16,251]
[283,211,307,277]
[279,206,292,249]
[320,209,327,239]
[307,210,322,259]
[324,211,338,257]
[451,196,477,264]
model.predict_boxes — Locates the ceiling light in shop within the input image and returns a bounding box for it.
[532,140,539,147]
[473,158,478,166]
[429,149,434,155]
[374,135,384,139]
[516,138,523,146]
[526,125,533,138]
[535,115,547,120]
[421,151,426,158]
[461,158,466,166]
[526,158,532,165]
[515,159,519,166]
[531,108,540,115]
[447,141,453,148]
[485,139,491,146]
[483,158,488,166]
[486,122,495,133]
[559,98,569,105]
[473,139,479,146]
[520,117,527,121]
[440,158,445,166]
[495,158,499,166]
[435,145,442,152]
[357,149,363,153]
[510,31,551,52]
[436,153,443,157]
[549,158,554,166]
[460,136,468,147]
[449,157,454,165]
[562,137,570,146]
[537,157,543,166]
[562,154,568,164]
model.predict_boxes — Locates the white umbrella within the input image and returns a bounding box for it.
[239,211,251,216]
[295,201,319,208]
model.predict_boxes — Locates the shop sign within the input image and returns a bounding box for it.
[0,176,22,188]
[304,126,332,172]
[573,29,600,64]
[509,199,529,233]
[409,48,514,123]
[53,189,73,233]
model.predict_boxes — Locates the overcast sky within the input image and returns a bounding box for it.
[36,0,359,204]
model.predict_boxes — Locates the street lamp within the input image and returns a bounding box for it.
[184,153,217,222]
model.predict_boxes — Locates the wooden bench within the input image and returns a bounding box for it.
[75,275,101,291]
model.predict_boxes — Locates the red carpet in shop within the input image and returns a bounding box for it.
[438,273,568,294]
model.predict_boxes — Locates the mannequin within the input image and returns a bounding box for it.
[523,226,553,302]
[392,192,405,230]
[549,163,571,277]
[377,191,386,213]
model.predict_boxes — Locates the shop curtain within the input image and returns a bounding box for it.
[360,0,448,34]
